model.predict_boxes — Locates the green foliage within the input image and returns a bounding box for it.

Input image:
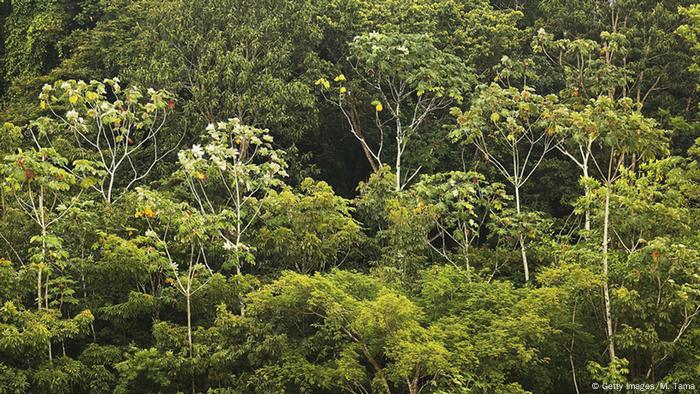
[237,270,455,393]
[37,78,175,202]
[177,118,288,273]
[349,32,471,103]
[679,4,700,93]
[117,0,323,143]
[1,1,99,91]
[0,1,699,393]
[413,171,510,269]
[256,178,362,273]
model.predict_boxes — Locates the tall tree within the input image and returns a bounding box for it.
[574,96,668,362]
[39,78,178,203]
[450,79,562,281]
[134,188,215,393]
[3,120,99,310]
[177,118,288,276]
[320,32,473,191]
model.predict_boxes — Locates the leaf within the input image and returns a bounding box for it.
[80,177,97,189]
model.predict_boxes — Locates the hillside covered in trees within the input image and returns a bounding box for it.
[1,0,700,393]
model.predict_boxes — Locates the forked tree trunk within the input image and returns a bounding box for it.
[362,344,391,394]
[350,106,379,173]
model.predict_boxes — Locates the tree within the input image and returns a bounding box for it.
[0,0,101,97]
[3,121,99,310]
[115,0,324,143]
[450,80,562,281]
[412,171,509,271]
[537,262,604,393]
[552,105,597,231]
[417,265,558,392]
[599,157,700,380]
[255,178,363,274]
[242,270,454,394]
[0,300,93,373]
[133,187,215,393]
[573,96,668,362]
[678,4,700,93]
[38,78,178,203]
[320,32,473,191]
[177,118,288,276]
[532,0,694,110]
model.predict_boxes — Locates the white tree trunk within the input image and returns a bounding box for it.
[186,291,193,358]
[395,113,402,192]
[462,224,470,271]
[514,184,529,282]
[582,161,591,232]
[38,187,46,310]
[602,186,616,360]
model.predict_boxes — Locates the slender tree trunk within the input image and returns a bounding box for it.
[37,266,43,310]
[514,184,529,282]
[107,171,115,203]
[395,133,402,192]
[602,186,616,361]
[395,146,401,192]
[519,235,528,282]
[47,339,52,363]
[186,292,193,357]
[186,290,195,394]
[395,103,402,191]
[569,301,580,394]
[234,181,246,315]
[582,161,591,232]
[44,271,50,310]
[462,224,470,271]
[235,176,243,276]
[38,186,46,310]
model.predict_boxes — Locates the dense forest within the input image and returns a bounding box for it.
[0,0,699,393]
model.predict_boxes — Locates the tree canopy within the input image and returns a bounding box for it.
[0,0,699,393]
